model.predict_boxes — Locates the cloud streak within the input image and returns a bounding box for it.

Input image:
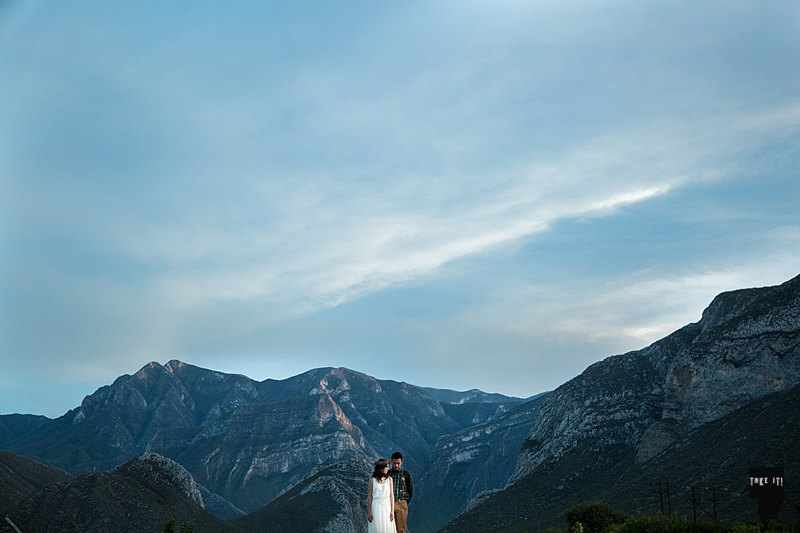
[101,100,796,317]
[1,0,799,415]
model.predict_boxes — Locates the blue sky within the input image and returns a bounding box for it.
[1,0,799,418]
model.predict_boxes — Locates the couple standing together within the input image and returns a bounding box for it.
[367,452,414,533]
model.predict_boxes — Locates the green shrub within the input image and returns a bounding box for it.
[563,502,627,533]
[162,518,175,533]
[731,525,761,533]
[613,512,734,533]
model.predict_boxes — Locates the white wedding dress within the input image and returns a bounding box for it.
[369,477,396,533]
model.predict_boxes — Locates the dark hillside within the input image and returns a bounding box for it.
[0,451,72,513]
[8,453,240,533]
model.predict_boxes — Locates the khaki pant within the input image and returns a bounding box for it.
[394,500,408,533]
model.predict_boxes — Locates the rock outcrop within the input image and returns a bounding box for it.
[230,460,373,533]
[637,278,800,461]
[509,322,696,482]
[115,452,204,507]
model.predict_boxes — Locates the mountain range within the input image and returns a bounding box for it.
[1,273,798,533]
[1,363,531,531]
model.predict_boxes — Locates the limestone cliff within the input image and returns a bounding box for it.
[638,277,800,461]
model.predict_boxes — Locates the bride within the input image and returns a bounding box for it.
[367,459,396,533]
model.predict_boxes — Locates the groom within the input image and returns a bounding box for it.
[390,452,414,533]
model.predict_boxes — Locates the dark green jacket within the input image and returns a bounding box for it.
[390,468,413,502]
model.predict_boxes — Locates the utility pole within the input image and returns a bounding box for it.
[687,486,700,521]
[650,480,673,515]
[685,486,727,521]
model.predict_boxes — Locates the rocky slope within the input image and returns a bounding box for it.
[0,515,37,533]
[412,394,549,533]
[230,460,372,533]
[7,453,238,533]
[150,393,375,512]
[0,451,72,514]
[441,273,800,532]
[637,278,800,462]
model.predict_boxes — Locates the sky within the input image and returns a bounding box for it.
[1,0,799,418]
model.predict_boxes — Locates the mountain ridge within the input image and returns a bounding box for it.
[1,362,525,517]
[7,452,237,533]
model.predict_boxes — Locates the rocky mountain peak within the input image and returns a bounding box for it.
[164,359,188,373]
[4,357,534,523]
[639,273,800,460]
[116,452,204,507]
[698,275,800,338]
[310,369,354,396]
[134,360,167,380]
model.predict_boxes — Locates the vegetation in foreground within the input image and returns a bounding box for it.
[541,501,800,533]
[161,518,195,533]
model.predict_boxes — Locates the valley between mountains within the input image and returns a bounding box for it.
[2,273,799,533]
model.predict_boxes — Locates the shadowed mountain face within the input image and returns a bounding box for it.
[605,382,800,523]
[0,451,72,514]
[440,273,800,533]
[8,453,237,533]
[0,416,52,451]
[0,515,37,533]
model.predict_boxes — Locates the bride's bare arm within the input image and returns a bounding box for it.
[367,477,374,522]
[389,477,395,521]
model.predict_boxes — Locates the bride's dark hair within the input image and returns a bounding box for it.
[372,458,390,479]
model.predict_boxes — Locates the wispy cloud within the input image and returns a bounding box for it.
[94,100,795,319]
[2,0,799,415]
